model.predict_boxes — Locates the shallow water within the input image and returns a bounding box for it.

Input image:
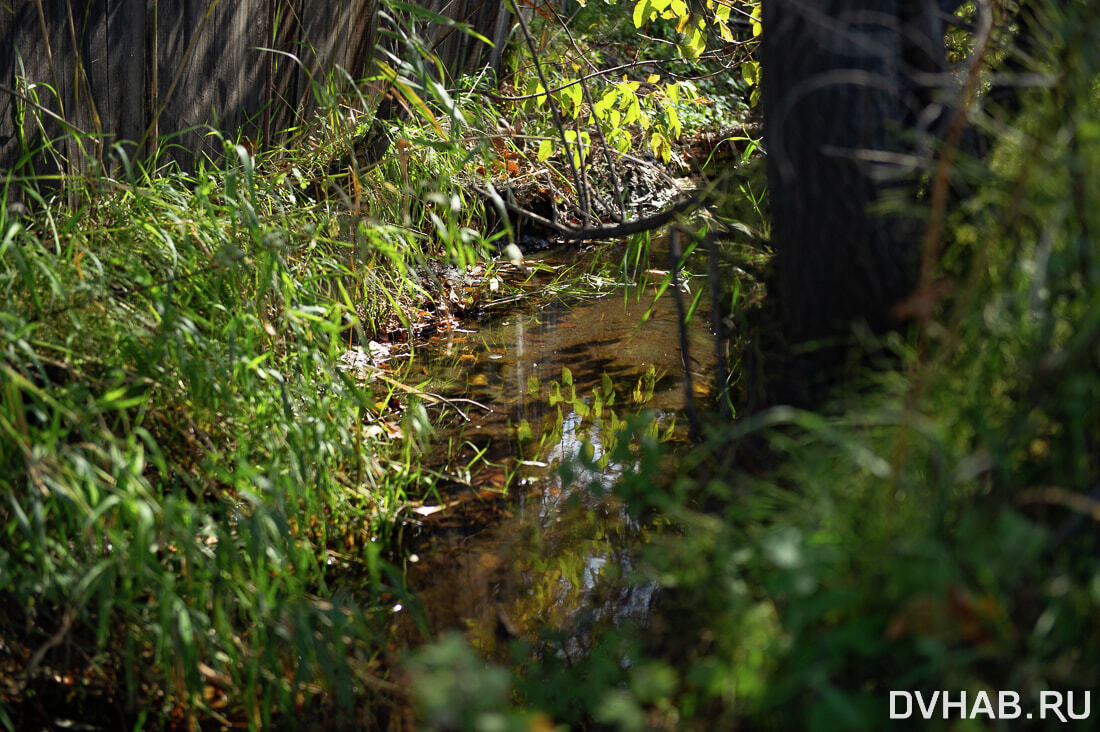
[394,243,713,652]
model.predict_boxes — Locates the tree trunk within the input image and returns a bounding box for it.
[761,1,956,371]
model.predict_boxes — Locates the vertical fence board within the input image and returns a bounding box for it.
[0,3,17,177]
[17,1,77,178]
[268,0,303,142]
[75,0,109,165]
[344,0,376,79]
[156,0,224,163]
[106,0,147,160]
[297,0,342,106]
[239,0,268,145]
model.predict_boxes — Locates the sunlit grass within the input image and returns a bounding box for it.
[0,73,500,726]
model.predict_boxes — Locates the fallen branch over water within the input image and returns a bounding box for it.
[354,362,494,422]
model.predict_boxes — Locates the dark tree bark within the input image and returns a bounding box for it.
[760,1,959,381]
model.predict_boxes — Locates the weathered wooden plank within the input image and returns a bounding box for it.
[74,0,109,166]
[104,0,146,160]
[0,2,18,177]
[52,0,88,174]
[1,0,503,173]
[297,0,342,99]
[343,0,376,79]
[226,0,246,140]
[153,1,232,160]
[421,0,509,79]
[240,0,268,146]
[5,1,79,178]
[0,2,53,177]
[268,0,303,142]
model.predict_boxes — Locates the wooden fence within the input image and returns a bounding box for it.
[0,0,512,175]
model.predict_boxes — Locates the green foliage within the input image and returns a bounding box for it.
[403,1,1100,729]
[405,633,541,731]
[508,0,755,178]
[0,39,495,718]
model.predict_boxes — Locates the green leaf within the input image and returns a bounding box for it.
[665,103,681,140]
[537,139,553,162]
[564,82,583,117]
[742,60,760,86]
[517,419,534,441]
[649,132,671,163]
[682,20,706,59]
[717,19,734,42]
[594,89,618,119]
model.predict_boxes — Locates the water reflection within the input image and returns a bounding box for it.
[398,245,711,654]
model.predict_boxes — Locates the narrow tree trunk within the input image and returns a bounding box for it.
[760,1,954,396]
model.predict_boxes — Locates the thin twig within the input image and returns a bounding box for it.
[708,232,731,420]
[19,606,78,694]
[910,0,995,333]
[508,0,590,223]
[668,230,702,442]
[890,0,1000,485]
[356,363,493,421]
[483,51,729,102]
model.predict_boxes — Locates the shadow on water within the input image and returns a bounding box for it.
[392,241,713,656]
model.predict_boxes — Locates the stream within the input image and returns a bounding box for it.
[391,241,714,656]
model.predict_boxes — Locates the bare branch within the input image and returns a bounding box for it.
[484,183,717,242]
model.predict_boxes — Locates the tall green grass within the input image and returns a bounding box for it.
[2,0,650,721]
[0,43,505,722]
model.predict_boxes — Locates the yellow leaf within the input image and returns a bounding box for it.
[681,23,706,59]
[394,80,445,138]
[537,139,553,162]
[742,60,760,86]
[647,73,661,84]
[375,61,445,139]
